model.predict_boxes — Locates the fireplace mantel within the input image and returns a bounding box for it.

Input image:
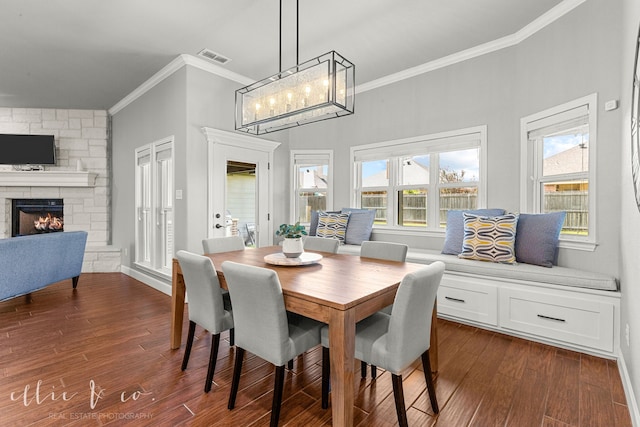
[0,171,97,187]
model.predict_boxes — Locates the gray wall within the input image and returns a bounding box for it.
[111,68,188,270]
[111,64,288,272]
[184,66,288,252]
[621,0,640,414]
[287,0,622,278]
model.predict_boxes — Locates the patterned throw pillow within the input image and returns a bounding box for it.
[441,209,506,255]
[458,213,518,264]
[316,212,350,243]
[309,210,340,236]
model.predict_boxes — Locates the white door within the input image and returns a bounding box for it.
[204,128,279,247]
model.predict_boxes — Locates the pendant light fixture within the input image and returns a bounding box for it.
[235,0,355,135]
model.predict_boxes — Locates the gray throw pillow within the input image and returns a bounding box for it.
[341,208,376,245]
[441,208,506,255]
[515,212,566,267]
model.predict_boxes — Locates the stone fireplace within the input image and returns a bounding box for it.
[0,107,120,272]
[12,198,64,237]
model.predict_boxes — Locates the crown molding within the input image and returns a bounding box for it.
[356,0,587,94]
[110,0,587,111]
[108,54,252,116]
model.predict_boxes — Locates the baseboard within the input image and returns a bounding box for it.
[618,351,640,426]
[121,265,172,296]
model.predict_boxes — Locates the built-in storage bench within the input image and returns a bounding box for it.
[338,244,620,357]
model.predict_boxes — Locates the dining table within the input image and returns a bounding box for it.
[170,246,438,427]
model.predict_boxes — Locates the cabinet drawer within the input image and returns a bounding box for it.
[499,288,614,352]
[437,275,498,326]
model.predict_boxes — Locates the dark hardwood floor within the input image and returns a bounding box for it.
[0,273,632,426]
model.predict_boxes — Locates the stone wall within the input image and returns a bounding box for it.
[0,108,120,272]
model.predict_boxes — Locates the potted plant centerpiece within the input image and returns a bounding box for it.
[276,222,307,258]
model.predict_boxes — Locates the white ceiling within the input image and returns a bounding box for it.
[0,0,568,110]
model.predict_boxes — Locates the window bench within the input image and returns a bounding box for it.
[337,244,620,357]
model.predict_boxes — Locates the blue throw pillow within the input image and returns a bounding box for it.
[341,208,376,245]
[441,209,506,255]
[309,210,340,236]
[515,212,566,267]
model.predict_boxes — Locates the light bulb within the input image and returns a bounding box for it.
[269,98,276,116]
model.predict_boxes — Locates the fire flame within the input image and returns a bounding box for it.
[34,213,64,231]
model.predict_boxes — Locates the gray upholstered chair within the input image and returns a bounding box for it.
[176,250,234,393]
[222,261,323,427]
[360,240,408,262]
[303,236,340,254]
[202,235,245,254]
[320,261,445,427]
[359,240,409,378]
[201,235,244,346]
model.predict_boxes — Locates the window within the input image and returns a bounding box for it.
[290,150,333,224]
[520,94,597,249]
[351,126,486,233]
[135,137,174,276]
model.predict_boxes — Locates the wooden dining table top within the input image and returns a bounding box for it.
[206,246,427,317]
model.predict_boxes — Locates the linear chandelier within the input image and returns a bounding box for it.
[235,1,355,135]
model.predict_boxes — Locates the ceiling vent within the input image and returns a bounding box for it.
[197,48,231,65]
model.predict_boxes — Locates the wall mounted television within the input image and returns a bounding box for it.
[0,134,56,165]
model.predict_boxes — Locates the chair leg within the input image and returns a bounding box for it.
[421,350,439,414]
[322,347,330,409]
[270,365,286,427]
[228,347,245,409]
[371,365,378,379]
[391,374,409,427]
[204,334,221,393]
[287,359,294,370]
[360,361,367,379]
[229,328,235,346]
[181,321,196,371]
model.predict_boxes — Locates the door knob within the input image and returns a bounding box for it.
[215,224,223,229]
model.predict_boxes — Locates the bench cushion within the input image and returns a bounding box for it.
[338,245,618,292]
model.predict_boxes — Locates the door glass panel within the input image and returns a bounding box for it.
[226,161,257,247]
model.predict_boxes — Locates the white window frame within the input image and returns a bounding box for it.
[134,136,175,278]
[520,93,597,251]
[350,126,487,237]
[290,150,333,225]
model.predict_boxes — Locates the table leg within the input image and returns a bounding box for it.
[328,307,356,427]
[430,299,438,373]
[171,260,186,350]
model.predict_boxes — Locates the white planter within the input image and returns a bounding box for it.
[282,237,304,258]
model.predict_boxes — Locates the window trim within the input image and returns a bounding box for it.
[350,125,487,235]
[519,93,597,251]
[289,150,334,225]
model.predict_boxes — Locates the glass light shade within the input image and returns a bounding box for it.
[235,51,355,135]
